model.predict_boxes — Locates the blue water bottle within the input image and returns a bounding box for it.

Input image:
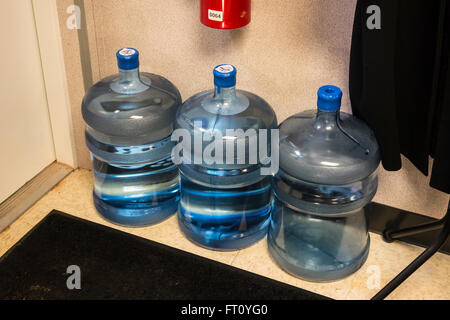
[175,65,277,250]
[82,48,182,227]
[268,86,380,281]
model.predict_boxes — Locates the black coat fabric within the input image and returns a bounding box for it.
[350,0,450,194]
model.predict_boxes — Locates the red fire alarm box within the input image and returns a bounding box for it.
[200,0,251,29]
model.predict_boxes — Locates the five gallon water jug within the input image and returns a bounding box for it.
[82,48,182,227]
[268,86,380,282]
[175,65,277,250]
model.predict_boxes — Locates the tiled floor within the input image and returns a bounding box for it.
[1,169,449,300]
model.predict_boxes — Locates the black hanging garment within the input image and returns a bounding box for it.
[350,0,450,194]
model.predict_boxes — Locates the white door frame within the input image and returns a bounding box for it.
[32,0,77,168]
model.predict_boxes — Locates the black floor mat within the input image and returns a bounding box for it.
[0,210,328,300]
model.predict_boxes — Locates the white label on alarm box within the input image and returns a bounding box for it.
[208,9,223,22]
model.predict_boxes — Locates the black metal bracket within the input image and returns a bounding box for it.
[372,199,450,300]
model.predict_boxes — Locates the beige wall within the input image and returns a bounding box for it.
[57,0,449,218]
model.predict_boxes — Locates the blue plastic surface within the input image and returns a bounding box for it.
[213,64,237,89]
[317,85,342,112]
[116,48,139,70]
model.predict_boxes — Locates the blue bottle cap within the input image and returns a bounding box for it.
[213,64,237,88]
[116,48,139,70]
[317,85,343,111]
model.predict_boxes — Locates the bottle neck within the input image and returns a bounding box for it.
[214,86,237,101]
[203,84,249,115]
[315,109,340,130]
[110,67,149,94]
[119,67,141,82]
